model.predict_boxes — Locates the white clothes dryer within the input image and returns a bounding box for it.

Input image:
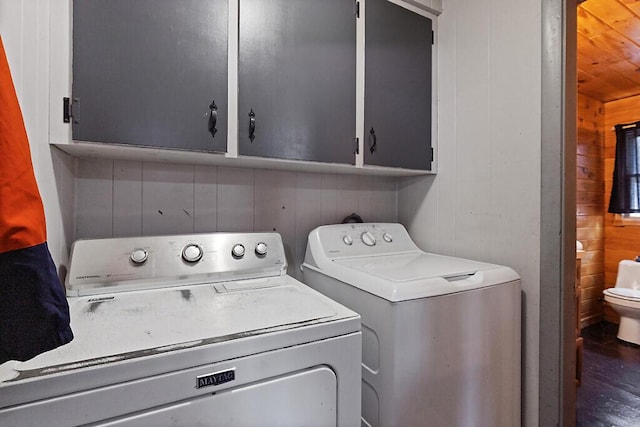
[0,232,361,427]
[302,223,521,427]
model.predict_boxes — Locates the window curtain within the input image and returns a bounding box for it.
[609,121,640,213]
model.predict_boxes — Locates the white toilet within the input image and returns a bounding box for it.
[603,260,640,345]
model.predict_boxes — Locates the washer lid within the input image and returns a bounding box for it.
[335,252,494,282]
[307,252,519,301]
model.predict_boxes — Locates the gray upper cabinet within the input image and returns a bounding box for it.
[238,0,356,164]
[364,0,433,170]
[72,0,228,153]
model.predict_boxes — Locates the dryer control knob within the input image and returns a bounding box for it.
[361,231,376,246]
[232,244,246,259]
[343,235,353,245]
[130,248,148,264]
[182,244,203,263]
[255,242,268,256]
[383,233,393,243]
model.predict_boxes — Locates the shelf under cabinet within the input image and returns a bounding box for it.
[52,141,433,177]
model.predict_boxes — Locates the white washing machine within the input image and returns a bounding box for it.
[0,232,361,426]
[302,223,521,427]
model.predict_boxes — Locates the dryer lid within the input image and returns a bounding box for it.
[0,276,358,385]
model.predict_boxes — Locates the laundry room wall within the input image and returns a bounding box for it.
[74,159,398,278]
[397,0,551,426]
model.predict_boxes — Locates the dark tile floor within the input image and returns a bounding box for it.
[577,322,640,427]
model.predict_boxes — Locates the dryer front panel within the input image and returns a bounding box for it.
[98,366,337,426]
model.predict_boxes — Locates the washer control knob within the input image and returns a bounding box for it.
[342,235,353,246]
[130,248,148,264]
[255,242,268,256]
[361,231,376,247]
[182,244,203,263]
[232,244,246,259]
[383,233,393,243]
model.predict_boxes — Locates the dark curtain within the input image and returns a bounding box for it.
[609,121,640,213]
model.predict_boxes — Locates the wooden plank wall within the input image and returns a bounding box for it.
[577,93,605,327]
[603,94,640,323]
[74,159,398,280]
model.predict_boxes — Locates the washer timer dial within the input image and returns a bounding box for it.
[361,231,376,246]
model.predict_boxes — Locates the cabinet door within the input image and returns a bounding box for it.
[238,0,356,164]
[72,0,228,153]
[364,0,433,170]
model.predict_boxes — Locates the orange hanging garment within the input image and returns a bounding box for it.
[0,36,73,363]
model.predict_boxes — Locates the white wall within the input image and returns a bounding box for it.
[398,0,543,425]
[74,160,397,278]
[0,0,75,274]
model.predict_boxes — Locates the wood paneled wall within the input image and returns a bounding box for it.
[577,93,605,327]
[604,94,640,322]
[74,159,398,280]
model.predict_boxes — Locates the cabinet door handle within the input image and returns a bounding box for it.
[369,127,377,154]
[249,109,256,142]
[208,100,218,138]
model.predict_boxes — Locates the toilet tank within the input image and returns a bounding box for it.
[615,260,640,290]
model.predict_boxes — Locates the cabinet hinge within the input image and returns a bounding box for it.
[431,30,435,45]
[429,146,434,162]
[354,1,360,18]
[63,97,80,124]
[353,137,359,154]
